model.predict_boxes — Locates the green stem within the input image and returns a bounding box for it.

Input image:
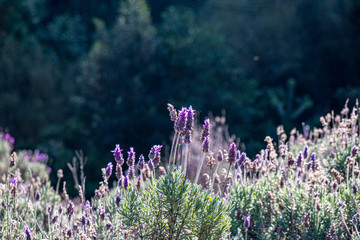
[168,132,178,170]
[194,152,205,184]
[172,135,180,169]
[183,144,189,176]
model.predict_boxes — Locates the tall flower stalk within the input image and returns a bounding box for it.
[194,119,210,184]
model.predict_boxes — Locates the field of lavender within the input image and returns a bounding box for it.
[1,100,360,239]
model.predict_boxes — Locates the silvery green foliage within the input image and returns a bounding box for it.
[118,170,232,239]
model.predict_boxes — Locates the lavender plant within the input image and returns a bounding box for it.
[2,100,360,239]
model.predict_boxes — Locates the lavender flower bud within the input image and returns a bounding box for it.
[184,130,191,144]
[310,152,316,161]
[127,147,136,167]
[307,162,312,171]
[57,169,63,178]
[67,201,74,220]
[297,152,303,167]
[352,146,358,158]
[150,145,162,167]
[123,176,129,190]
[35,192,40,201]
[66,229,72,238]
[25,227,31,240]
[106,221,112,231]
[337,201,345,207]
[52,216,58,224]
[116,196,121,207]
[11,177,17,186]
[353,214,358,225]
[185,106,194,131]
[253,154,260,165]
[9,152,17,167]
[137,154,145,170]
[115,163,122,180]
[303,212,310,227]
[329,150,335,159]
[304,146,308,159]
[228,143,237,164]
[81,215,86,226]
[201,119,210,142]
[288,153,295,167]
[244,216,250,229]
[105,162,113,178]
[236,150,241,161]
[148,159,154,171]
[353,185,358,195]
[136,176,141,190]
[167,103,177,122]
[175,108,187,133]
[112,144,124,165]
[99,204,105,221]
[239,152,246,165]
[127,166,135,180]
[202,136,210,153]
[84,200,91,214]
[58,206,63,215]
[148,146,157,160]
[217,150,223,162]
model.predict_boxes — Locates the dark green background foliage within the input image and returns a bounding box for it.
[0,0,359,195]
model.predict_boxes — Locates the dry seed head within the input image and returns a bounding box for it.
[159,166,166,176]
[167,103,177,122]
[57,169,63,179]
[9,152,17,167]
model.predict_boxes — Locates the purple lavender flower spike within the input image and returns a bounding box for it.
[202,136,210,153]
[239,152,246,165]
[297,152,303,167]
[228,143,237,164]
[352,146,358,158]
[116,196,121,207]
[127,166,135,180]
[217,150,223,162]
[136,175,141,190]
[236,150,241,161]
[304,146,308,159]
[148,159,154,171]
[11,177,17,187]
[244,216,251,229]
[353,185,358,195]
[137,154,145,170]
[127,147,136,167]
[123,175,129,190]
[185,106,194,132]
[106,162,113,178]
[67,201,74,219]
[184,130,192,144]
[149,145,157,160]
[310,152,316,161]
[153,145,162,167]
[111,145,124,165]
[175,108,187,133]
[201,119,210,142]
[35,192,40,201]
[25,227,31,240]
[85,200,91,213]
